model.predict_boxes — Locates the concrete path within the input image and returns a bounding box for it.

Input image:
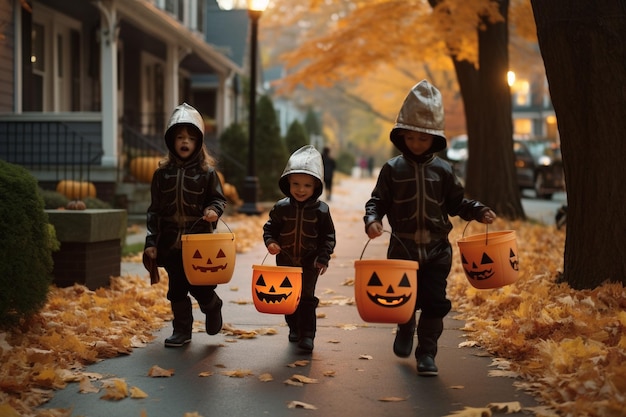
[40,176,541,417]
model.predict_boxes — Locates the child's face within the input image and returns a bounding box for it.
[403,131,434,156]
[174,127,199,159]
[288,173,316,202]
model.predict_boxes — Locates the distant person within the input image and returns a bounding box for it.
[143,103,227,348]
[359,156,368,178]
[322,146,336,201]
[363,81,496,376]
[263,145,336,352]
[367,156,374,177]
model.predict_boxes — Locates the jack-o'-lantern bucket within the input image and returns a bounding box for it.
[252,254,302,314]
[457,224,519,289]
[182,219,236,285]
[354,233,418,324]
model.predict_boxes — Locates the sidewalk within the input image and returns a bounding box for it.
[40,176,540,417]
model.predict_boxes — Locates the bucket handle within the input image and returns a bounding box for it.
[188,217,234,236]
[462,221,489,245]
[359,230,413,260]
[260,250,297,265]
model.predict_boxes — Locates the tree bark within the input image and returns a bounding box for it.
[531,0,626,289]
[455,0,525,219]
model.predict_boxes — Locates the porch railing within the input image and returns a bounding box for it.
[0,120,103,184]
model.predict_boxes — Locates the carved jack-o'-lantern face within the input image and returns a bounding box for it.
[254,274,294,304]
[191,248,228,273]
[365,271,413,308]
[462,252,495,281]
[509,248,519,271]
[462,246,519,281]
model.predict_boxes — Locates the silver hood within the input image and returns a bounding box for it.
[164,103,205,159]
[390,80,447,155]
[279,145,324,200]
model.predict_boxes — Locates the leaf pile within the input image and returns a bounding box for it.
[0,213,266,417]
[447,219,626,417]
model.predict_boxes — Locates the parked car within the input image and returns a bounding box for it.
[513,138,565,199]
[446,135,468,180]
[445,136,565,199]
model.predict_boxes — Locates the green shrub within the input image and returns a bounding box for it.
[285,119,309,154]
[0,161,56,327]
[83,196,112,209]
[219,122,248,191]
[336,150,356,175]
[40,189,69,209]
[255,95,288,201]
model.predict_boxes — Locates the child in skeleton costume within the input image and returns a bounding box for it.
[263,145,336,352]
[144,103,227,348]
[364,81,496,375]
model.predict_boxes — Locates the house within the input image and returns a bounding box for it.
[0,0,249,212]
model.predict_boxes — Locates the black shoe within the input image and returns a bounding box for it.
[298,337,314,352]
[417,355,438,376]
[203,298,223,335]
[393,324,415,358]
[164,332,191,347]
[288,329,299,343]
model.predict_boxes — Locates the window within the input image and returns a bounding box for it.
[26,5,82,112]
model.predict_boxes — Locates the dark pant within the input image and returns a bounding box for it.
[163,249,218,305]
[285,266,320,338]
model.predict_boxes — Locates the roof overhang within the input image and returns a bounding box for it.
[114,0,243,77]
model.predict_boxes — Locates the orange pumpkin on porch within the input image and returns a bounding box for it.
[130,156,164,183]
[56,180,96,200]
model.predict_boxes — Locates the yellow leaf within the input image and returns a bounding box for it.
[289,374,319,384]
[148,365,175,377]
[488,401,522,413]
[130,386,149,399]
[101,378,128,400]
[258,373,274,382]
[443,406,492,417]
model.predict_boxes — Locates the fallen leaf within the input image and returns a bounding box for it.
[487,401,522,413]
[449,385,465,390]
[289,374,319,384]
[258,373,273,382]
[443,406,492,417]
[323,370,336,377]
[287,401,317,409]
[378,396,407,402]
[359,354,373,360]
[198,371,214,377]
[130,386,149,399]
[100,378,128,401]
[148,365,175,377]
[287,359,310,368]
[221,369,253,378]
[78,376,100,393]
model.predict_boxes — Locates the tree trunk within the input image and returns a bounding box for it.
[531,0,626,289]
[457,0,525,219]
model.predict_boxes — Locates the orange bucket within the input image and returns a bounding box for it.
[252,262,302,315]
[457,226,519,289]
[354,234,418,323]
[181,220,236,285]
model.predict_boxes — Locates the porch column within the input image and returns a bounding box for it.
[96,0,119,167]
[165,43,179,113]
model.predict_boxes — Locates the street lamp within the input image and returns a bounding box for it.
[217,0,269,215]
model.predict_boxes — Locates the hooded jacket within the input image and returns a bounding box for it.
[364,81,489,266]
[263,145,336,268]
[145,103,226,265]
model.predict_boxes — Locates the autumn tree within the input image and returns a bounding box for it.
[285,119,309,154]
[530,0,626,289]
[264,0,540,219]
